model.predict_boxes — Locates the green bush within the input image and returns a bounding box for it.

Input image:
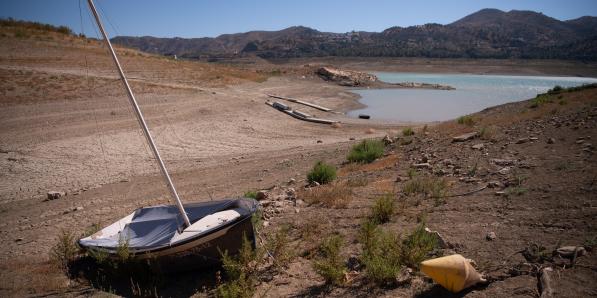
[243,190,257,199]
[217,234,259,298]
[457,115,475,126]
[402,127,414,136]
[370,194,395,224]
[49,229,79,272]
[347,139,384,163]
[360,223,402,286]
[400,224,437,269]
[307,161,337,185]
[313,234,346,285]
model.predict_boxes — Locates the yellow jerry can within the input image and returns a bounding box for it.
[420,254,485,293]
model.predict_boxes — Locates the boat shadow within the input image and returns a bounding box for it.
[69,256,220,297]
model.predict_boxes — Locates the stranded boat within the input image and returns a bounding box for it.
[77,0,258,270]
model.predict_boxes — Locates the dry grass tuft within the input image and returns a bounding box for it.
[299,182,353,208]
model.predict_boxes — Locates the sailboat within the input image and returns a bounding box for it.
[77,0,258,270]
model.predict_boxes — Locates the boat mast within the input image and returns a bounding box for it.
[86,0,191,227]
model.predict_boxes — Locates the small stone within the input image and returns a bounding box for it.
[486,232,497,241]
[547,138,555,144]
[46,191,65,201]
[288,178,296,184]
[295,208,300,213]
[286,188,297,199]
[516,138,528,144]
[310,181,320,187]
[395,176,404,182]
[262,221,270,228]
[295,199,306,207]
[529,137,539,141]
[452,132,478,142]
[471,143,484,150]
[15,238,23,242]
[349,137,356,141]
[498,167,511,175]
[74,206,84,211]
[491,159,516,166]
[487,181,503,188]
[382,135,393,145]
[495,191,506,196]
[316,140,323,143]
[412,163,432,169]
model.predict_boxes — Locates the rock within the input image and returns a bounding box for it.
[529,137,539,141]
[316,66,378,87]
[486,232,497,241]
[262,221,270,228]
[555,246,586,259]
[382,135,393,145]
[286,188,297,199]
[490,159,516,166]
[498,167,511,175]
[46,191,65,201]
[471,143,484,150]
[349,137,356,141]
[547,138,555,144]
[316,140,323,144]
[74,206,84,212]
[452,132,478,142]
[495,191,506,196]
[15,238,23,242]
[396,267,413,285]
[395,176,404,182]
[516,138,528,144]
[487,181,503,188]
[288,178,296,184]
[256,190,269,201]
[310,181,320,187]
[295,199,306,207]
[424,227,452,249]
[412,163,432,169]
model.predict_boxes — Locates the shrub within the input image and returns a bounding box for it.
[300,182,352,208]
[402,127,414,136]
[360,223,402,286]
[347,139,385,163]
[217,234,259,298]
[49,229,79,272]
[547,85,563,94]
[457,115,475,126]
[307,161,337,185]
[370,194,395,224]
[403,177,447,199]
[313,234,346,286]
[530,94,552,108]
[243,190,257,199]
[265,224,294,268]
[400,224,437,269]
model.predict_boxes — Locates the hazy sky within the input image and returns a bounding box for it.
[1,0,596,38]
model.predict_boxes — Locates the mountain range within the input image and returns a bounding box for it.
[112,9,597,60]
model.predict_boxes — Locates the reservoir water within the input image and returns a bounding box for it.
[348,72,597,123]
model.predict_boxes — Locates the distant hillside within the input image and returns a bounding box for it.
[112,9,597,60]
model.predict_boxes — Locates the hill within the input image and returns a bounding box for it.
[112,9,597,60]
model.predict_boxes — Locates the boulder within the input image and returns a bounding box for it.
[316,67,378,87]
[452,132,478,142]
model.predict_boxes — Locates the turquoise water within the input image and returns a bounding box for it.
[348,72,597,122]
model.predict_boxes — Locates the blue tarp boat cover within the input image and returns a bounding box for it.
[79,199,249,250]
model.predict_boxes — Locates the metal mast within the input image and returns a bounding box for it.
[87,0,191,227]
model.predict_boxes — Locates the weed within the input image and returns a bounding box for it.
[49,229,79,273]
[479,126,496,140]
[400,138,413,145]
[422,124,428,133]
[217,234,259,298]
[403,177,447,199]
[313,234,346,286]
[359,223,402,286]
[370,193,395,224]
[400,224,437,269]
[299,182,352,208]
[402,127,414,136]
[457,115,475,126]
[243,190,257,199]
[505,187,527,196]
[583,236,597,252]
[265,224,294,268]
[530,94,552,108]
[558,99,567,105]
[307,161,337,185]
[406,168,417,179]
[116,237,131,262]
[346,176,369,187]
[347,139,385,163]
[251,208,263,231]
[547,85,563,94]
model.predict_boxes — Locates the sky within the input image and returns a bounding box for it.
[1,0,596,38]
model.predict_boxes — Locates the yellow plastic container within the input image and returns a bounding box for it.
[420,254,485,293]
